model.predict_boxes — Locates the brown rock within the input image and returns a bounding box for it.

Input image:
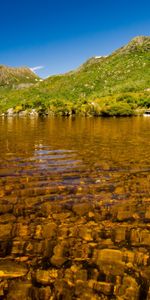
[34,270,50,285]
[140,266,150,280]
[0,260,27,279]
[31,286,52,300]
[40,202,52,216]
[115,275,140,300]
[130,229,150,246]
[114,186,125,194]
[51,241,69,266]
[42,222,57,239]
[0,280,8,297]
[74,269,87,281]
[0,224,12,239]
[93,249,125,275]
[15,223,29,237]
[79,227,93,241]
[114,227,127,243]
[73,202,92,216]
[34,269,58,285]
[11,240,26,255]
[145,207,150,220]
[89,280,113,295]
[112,200,138,221]
[0,201,13,214]
[39,286,51,300]
[6,281,32,300]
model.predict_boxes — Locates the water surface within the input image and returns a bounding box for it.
[0,116,150,299]
[0,116,150,201]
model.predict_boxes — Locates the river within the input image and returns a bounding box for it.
[0,116,150,299]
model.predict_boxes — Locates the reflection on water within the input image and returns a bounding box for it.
[0,116,150,299]
[0,117,149,199]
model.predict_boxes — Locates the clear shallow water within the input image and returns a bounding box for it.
[0,116,150,299]
[0,116,150,202]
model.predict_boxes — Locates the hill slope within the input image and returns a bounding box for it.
[0,65,40,87]
[42,35,150,97]
[0,36,150,115]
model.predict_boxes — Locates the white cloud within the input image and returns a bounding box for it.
[30,66,44,73]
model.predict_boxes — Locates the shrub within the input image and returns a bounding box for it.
[14,105,23,113]
[101,102,134,116]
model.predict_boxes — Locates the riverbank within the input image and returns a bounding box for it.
[0,107,147,118]
[0,89,149,117]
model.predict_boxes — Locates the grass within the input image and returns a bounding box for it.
[0,36,150,116]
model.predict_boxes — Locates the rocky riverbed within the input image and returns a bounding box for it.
[0,116,150,299]
[0,183,150,299]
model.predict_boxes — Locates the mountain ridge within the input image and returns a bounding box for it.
[0,65,40,87]
[113,35,150,55]
[0,35,150,116]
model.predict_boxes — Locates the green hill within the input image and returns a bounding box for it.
[0,36,150,116]
[41,35,150,98]
[0,65,40,87]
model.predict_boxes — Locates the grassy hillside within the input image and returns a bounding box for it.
[0,65,40,88]
[0,36,150,116]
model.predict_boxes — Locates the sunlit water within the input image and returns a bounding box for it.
[0,116,150,203]
[0,116,150,299]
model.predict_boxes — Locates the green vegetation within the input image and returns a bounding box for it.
[0,65,40,88]
[0,36,150,116]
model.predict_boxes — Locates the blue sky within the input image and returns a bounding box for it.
[0,0,150,78]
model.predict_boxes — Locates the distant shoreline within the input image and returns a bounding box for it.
[0,109,147,118]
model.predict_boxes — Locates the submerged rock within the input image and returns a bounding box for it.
[0,260,27,278]
[93,249,125,276]
[0,186,149,299]
[6,281,32,300]
[51,241,69,266]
